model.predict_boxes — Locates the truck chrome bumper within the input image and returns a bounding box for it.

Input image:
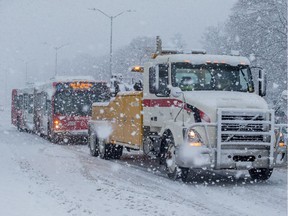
[216,149,270,169]
[175,145,213,169]
[175,145,271,170]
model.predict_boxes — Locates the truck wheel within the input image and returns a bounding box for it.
[112,145,123,159]
[180,168,190,182]
[143,136,155,157]
[162,133,187,181]
[249,168,273,181]
[98,138,112,159]
[89,133,99,157]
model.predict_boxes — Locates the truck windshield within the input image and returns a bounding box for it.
[54,88,110,116]
[171,62,254,92]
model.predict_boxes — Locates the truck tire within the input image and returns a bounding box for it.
[143,136,155,157]
[89,132,99,157]
[98,137,113,160]
[180,168,190,182]
[162,133,188,181]
[111,145,123,159]
[249,168,273,181]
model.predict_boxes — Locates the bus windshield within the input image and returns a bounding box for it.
[171,63,254,92]
[54,85,110,116]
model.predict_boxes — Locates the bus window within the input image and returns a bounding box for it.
[46,100,51,115]
[54,84,110,116]
[28,94,34,114]
[18,95,23,110]
[23,94,28,110]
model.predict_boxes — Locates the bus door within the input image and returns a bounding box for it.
[34,92,49,135]
[42,94,51,135]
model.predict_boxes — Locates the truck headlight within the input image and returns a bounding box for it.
[187,129,203,147]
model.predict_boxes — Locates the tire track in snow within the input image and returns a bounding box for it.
[69,145,287,216]
[73,149,245,216]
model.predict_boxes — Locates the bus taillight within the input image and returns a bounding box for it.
[54,119,62,129]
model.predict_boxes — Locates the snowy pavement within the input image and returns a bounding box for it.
[0,109,287,216]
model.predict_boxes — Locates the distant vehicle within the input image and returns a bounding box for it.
[109,73,137,96]
[274,90,288,166]
[11,76,110,143]
[274,90,288,124]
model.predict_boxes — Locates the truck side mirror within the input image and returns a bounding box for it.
[258,70,266,97]
[171,87,182,98]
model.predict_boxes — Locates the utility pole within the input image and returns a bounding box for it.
[18,58,34,84]
[54,43,69,77]
[89,8,134,78]
[25,62,28,82]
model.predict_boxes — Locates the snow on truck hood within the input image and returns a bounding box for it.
[183,91,268,121]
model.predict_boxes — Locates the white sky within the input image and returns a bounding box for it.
[0,0,236,103]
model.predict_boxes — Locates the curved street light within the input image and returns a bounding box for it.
[89,8,135,78]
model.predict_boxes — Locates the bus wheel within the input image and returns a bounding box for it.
[17,118,23,132]
[249,168,273,181]
[47,124,58,143]
[89,133,99,157]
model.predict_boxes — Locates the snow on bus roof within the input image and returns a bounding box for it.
[50,76,96,82]
[154,54,250,66]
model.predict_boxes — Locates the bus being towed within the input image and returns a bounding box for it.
[11,76,110,143]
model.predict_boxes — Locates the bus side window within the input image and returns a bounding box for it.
[28,94,34,114]
[41,93,47,111]
[35,93,41,111]
[18,95,23,110]
[14,95,19,109]
[23,94,28,110]
[46,100,51,114]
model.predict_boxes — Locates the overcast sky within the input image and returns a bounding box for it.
[0,0,236,102]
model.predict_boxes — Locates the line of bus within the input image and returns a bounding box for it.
[11,76,110,143]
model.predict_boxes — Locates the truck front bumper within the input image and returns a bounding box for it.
[175,145,271,170]
[175,145,213,169]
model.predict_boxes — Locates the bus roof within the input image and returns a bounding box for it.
[50,76,96,82]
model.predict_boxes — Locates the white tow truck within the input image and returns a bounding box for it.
[88,37,286,181]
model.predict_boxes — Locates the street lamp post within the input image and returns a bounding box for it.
[89,8,134,78]
[54,43,69,77]
[25,61,28,82]
[18,58,34,84]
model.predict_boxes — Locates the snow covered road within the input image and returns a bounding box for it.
[0,110,287,216]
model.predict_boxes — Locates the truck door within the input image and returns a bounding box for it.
[149,64,171,129]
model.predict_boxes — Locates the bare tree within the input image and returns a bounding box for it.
[202,0,287,101]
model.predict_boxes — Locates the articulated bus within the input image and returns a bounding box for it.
[11,76,110,143]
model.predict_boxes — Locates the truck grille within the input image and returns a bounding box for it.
[218,109,274,145]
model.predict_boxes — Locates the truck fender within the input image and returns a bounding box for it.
[159,125,184,147]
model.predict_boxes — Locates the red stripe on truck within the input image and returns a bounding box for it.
[142,99,184,108]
